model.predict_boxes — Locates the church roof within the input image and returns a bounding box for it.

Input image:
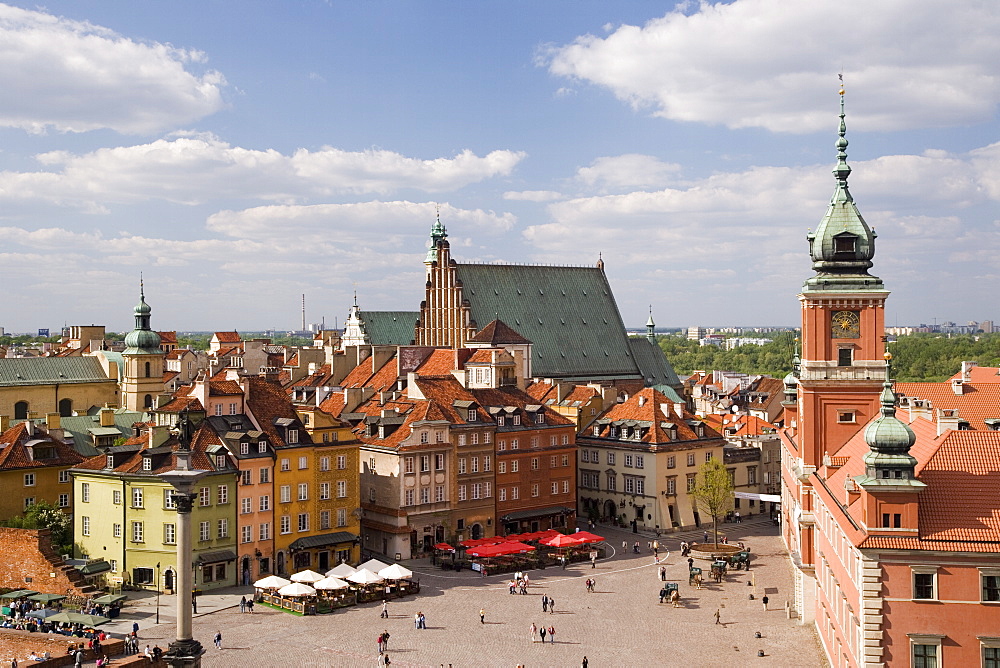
[468,319,532,345]
[628,336,681,390]
[0,357,112,387]
[455,263,674,382]
[358,311,419,346]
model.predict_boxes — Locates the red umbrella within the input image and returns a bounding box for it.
[433,543,455,552]
[467,541,536,557]
[543,533,585,548]
[570,531,605,544]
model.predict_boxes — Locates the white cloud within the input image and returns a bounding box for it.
[0,3,226,134]
[544,0,1000,133]
[502,190,564,202]
[0,135,526,209]
[576,154,681,192]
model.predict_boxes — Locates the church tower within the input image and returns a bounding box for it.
[796,89,889,471]
[121,282,165,411]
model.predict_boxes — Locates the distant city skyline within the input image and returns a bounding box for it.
[0,1,998,332]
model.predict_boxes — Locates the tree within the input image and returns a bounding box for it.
[690,459,734,548]
[0,500,74,555]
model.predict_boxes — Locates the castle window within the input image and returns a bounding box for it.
[14,401,28,420]
[145,362,151,378]
[838,348,853,366]
[911,567,938,600]
[837,411,856,424]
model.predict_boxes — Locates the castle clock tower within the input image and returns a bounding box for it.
[121,282,165,411]
[797,90,889,472]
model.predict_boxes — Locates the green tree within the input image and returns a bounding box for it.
[690,459,734,548]
[0,500,73,555]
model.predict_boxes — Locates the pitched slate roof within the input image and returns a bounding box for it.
[468,319,532,345]
[55,409,148,457]
[628,336,682,391]
[454,263,677,383]
[358,311,420,346]
[0,357,112,386]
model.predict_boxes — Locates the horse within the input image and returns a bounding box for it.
[669,590,681,607]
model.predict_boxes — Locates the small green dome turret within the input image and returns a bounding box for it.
[123,281,162,355]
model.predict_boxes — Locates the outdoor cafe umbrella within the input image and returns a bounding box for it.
[313,576,350,591]
[378,563,413,580]
[92,594,129,605]
[326,563,357,578]
[543,533,585,548]
[277,582,317,597]
[432,542,455,552]
[253,575,291,590]
[347,568,384,585]
[290,569,325,584]
[27,593,66,604]
[467,541,535,558]
[26,609,62,620]
[47,611,111,626]
[358,558,390,573]
[0,590,37,599]
[570,531,605,544]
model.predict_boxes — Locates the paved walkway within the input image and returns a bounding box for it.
[106,517,824,667]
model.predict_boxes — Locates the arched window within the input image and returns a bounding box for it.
[145,361,151,378]
[58,398,73,417]
[143,394,153,409]
[14,401,28,420]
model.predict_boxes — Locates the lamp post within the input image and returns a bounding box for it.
[156,562,160,625]
[159,412,208,668]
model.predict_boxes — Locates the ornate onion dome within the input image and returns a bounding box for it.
[861,355,919,482]
[123,281,162,354]
[424,209,448,264]
[804,88,882,291]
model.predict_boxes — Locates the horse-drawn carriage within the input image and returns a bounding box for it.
[710,560,728,582]
[725,551,752,570]
[688,567,703,588]
[659,581,681,607]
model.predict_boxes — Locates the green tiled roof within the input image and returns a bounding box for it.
[54,409,147,457]
[0,357,113,387]
[359,311,419,346]
[455,264,678,385]
[628,337,681,390]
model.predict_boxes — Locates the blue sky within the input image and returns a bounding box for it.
[1,0,998,333]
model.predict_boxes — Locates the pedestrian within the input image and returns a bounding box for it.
[378,652,387,667]
[714,608,721,625]
[213,630,222,650]
[539,626,546,643]
[762,595,769,611]
[541,594,548,612]
[247,598,254,613]
[549,597,555,614]
[529,623,537,641]
[132,621,139,637]
[633,541,640,554]
[591,554,596,569]
[381,600,389,618]
[377,632,385,654]
[561,555,567,569]
[192,597,198,614]
[687,557,694,570]
[73,649,83,668]
[382,630,390,650]
[583,656,589,668]
[480,608,485,624]
[414,612,420,629]
[419,612,426,629]
[622,540,627,551]
[239,595,246,613]
[660,566,666,581]
[547,626,555,644]
[704,531,709,543]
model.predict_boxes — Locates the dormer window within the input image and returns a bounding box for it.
[106,455,114,469]
[258,441,267,452]
[497,416,505,427]
[512,414,521,426]
[468,409,477,422]
[287,429,299,444]
[142,458,151,472]
[535,413,545,425]
[240,442,249,455]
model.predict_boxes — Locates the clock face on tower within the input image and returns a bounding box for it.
[831,310,861,339]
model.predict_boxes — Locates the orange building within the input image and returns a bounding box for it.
[781,95,1000,667]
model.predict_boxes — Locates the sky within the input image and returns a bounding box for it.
[1,0,998,334]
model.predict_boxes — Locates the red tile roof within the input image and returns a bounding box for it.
[415,349,458,376]
[468,319,532,345]
[589,387,715,445]
[158,331,178,344]
[0,423,86,470]
[895,380,1000,430]
[209,380,243,396]
[214,331,241,343]
[948,365,1000,384]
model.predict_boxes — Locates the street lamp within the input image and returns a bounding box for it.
[159,412,209,668]
[156,562,160,625]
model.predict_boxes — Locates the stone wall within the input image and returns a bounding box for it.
[0,527,95,596]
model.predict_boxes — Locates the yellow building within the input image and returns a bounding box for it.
[0,357,119,419]
[0,414,84,523]
[71,424,238,592]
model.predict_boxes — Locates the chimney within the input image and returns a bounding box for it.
[937,408,962,436]
[961,360,978,381]
[46,413,61,430]
[0,415,8,432]
[908,399,932,423]
[99,407,115,427]
[951,378,965,395]
[148,424,171,449]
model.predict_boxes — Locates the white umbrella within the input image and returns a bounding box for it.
[313,576,350,590]
[378,563,413,580]
[290,569,325,584]
[326,563,357,578]
[359,558,390,572]
[277,582,317,597]
[347,568,384,585]
[253,575,291,589]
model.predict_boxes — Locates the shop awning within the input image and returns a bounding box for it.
[467,541,536,558]
[79,560,111,575]
[196,550,238,564]
[500,506,575,523]
[288,532,358,551]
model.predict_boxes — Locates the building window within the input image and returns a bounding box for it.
[319,456,330,471]
[499,488,506,501]
[241,497,251,514]
[199,487,210,506]
[484,482,491,498]
[215,404,223,416]
[404,489,414,506]
[337,508,347,527]
[459,458,467,475]
[241,470,252,486]
[838,348,853,366]
[164,523,176,544]
[607,452,616,465]
[298,456,307,470]
[369,487,376,503]
[58,493,69,508]
[82,516,90,536]
[337,480,347,498]
[280,459,290,472]
[217,485,229,505]
[624,454,633,468]
[531,457,539,470]
[472,483,482,500]
[112,523,121,538]
[531,484,539,497]
[259,495,270,511]
[635,455,644,469]
[23,473,35,487]
[435,454,445,470]
[458,434,466,446]
[198,521,209,541]
[484,432,491,444]
[404,457,415,474]
[420,455,430,473]
[458,485,467,501]
[498,461,506,474]
[280,516,291,535]
[241,525,252,544]
[298,483,309,501]
[687,473,697,492]
[511,460,519,473]
[562,480,569,493]
[838,411,856,424]
[981,569,1000,602]
[59,470,71,483]
[435,485,445,502]
[337,455,347,470]
[606,473,616,492]
[259,441,268,453]
[132,521,144,543]
[471,457,479,473]
[110,559,118,573]
[984,645,1000,668]
[747,466,757,485]
[320,482,330,500]
[511,439,518,450]
[551,482,558,494]
[298,513,309,532]
[132,487,144,508]
[320,510,330,530]
[259,467,270,483]
[581,450,589,463]
[667,477,677,495]
[512,414,521,426]
[911,641,939,668]
[260,523,270,540]
[288,429,299,444]
[551,455,558,468]
[280,485,291,503]
[512,486,519,500]
[484,455,492,471]
[912,568,937,600]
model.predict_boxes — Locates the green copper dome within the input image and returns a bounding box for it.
[803,91,883,293]
[123,284,162,355]
[424,212,448,264]
[863,381,916,454]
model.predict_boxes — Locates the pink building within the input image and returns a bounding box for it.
[781,95,1000,667]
